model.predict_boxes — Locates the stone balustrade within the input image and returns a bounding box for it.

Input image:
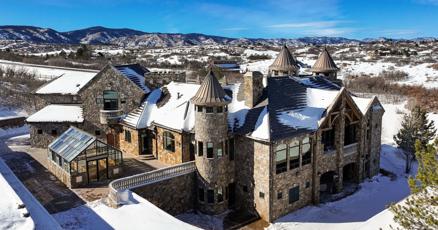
[108,161,196,207]
[99,109,123,125]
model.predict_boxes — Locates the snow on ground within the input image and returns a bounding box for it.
[0,157,61,229]
[268,101,415,230]
[0,59,98,80]
[0,159,35,230]
[0,107,27,121]
[53,191,199,230]
[0,125,28,138]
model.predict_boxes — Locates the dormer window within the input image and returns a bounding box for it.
[103,91,119,110]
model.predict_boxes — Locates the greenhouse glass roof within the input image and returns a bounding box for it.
[48,127,96,162]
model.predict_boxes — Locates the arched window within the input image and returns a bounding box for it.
[163,131,175,152]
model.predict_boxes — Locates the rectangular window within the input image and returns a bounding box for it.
[103,90,119,110]
[197,106,203,112]
[302,137,311,165]
[37,129,43,134]
[217,106,223,113]
[198,188,205,202]
[277,192,283,200]
[51,129,58,136]
[95,130,101,136]
[288,186,300,204]
[207,189,214,203]
[322,129,335,152]
[217,142,223,157]
[228,138,235,161]
[217,187,224,202]
[124,130,131,143]
[198,141,203,156]
[207,142,214,158]
[163,131,175,152]
[275,144,287,174]
[306,181,311,188]
[206,107,214,113]
[289,141,300,170]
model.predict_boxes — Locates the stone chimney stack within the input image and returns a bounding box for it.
[244,71,264,108]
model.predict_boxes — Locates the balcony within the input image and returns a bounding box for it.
[100,109,123,125]
[343,143,358,156]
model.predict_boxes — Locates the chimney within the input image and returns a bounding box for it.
[244,71,264,108]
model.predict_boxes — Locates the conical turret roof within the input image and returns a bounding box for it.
[269,45,300,73]
[191,70,229,106]
[311,47,339,73]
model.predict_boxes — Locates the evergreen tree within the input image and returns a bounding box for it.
[393,106,436,173]
[390,140,438,229]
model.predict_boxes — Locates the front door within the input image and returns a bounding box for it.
[98,158,108,180]
[107,133,115,146]
[87,160,98,183]
[189,143,195,161]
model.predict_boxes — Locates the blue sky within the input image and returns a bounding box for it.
[1,0,437,39]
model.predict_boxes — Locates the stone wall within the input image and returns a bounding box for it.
[33,94,80,111]
[243,71,264,108]
[132,172,196,215]
[146,71,186,89]
[152,127,190,165]
[79,65,146,134]
[0,117,26,128]
[47,156,74,188]
[118,126,141,156]
[29,122,80,148]
[270,135,314,221]
[234,137,271,221]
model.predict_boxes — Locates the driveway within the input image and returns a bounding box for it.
[0,134,85,214]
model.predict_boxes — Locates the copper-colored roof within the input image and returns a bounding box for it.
[191,70,229,106]
[310,48,339,73]
[269,45,300,73]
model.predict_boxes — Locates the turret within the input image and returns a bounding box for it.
[310,47,339,81]
[191,70,232,214]
[268,45,300,77]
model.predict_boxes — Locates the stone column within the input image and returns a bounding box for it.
[335,100,346,193]
[313,131,322,204]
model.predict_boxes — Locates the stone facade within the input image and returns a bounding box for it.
[29,64,147,148]
[133,172,196,215]
[243,71,264,108]
[118,126,142,156]
[29,122,79,148]
[151,126,193,165]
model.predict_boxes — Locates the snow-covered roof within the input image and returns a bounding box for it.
[35,73,96,95]
[26,104,83,123]
[113,64,150,93]
[122,81,249,132]
[238,76,374,141]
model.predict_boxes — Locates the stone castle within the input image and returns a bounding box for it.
[27,46,384,223]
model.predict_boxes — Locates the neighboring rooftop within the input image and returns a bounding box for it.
[35,72,97,95]
[113,64,151,93]
[310,48,339,73]
[26,104,83,123]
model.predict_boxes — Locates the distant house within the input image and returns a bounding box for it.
[27,63,150,148]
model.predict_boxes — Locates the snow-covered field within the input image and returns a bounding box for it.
[53,191,199,230]
[0,59,97,80]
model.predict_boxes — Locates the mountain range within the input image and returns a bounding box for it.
[0,25,436,48]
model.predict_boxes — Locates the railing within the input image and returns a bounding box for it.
[343,143,358,156]
[99,109,123,125]
[108,161,196,207]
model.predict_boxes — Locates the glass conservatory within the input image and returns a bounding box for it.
[48,127,123,188]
